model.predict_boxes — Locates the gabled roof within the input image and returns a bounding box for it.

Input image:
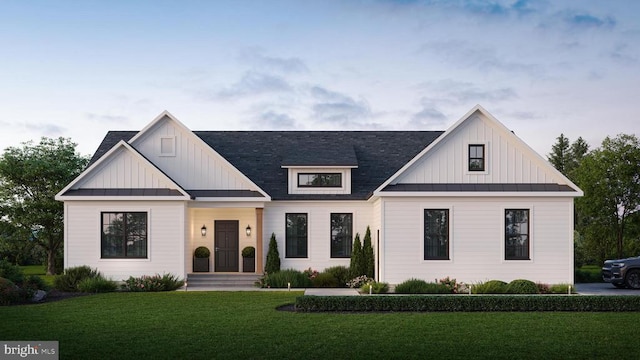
[55,140,191,201]
[89,131,443,200]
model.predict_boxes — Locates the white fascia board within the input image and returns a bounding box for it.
[190,197,271,202]
[187,201,268,209]
[374,191,583,198]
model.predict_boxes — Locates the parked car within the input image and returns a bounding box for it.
[602,256,640,289]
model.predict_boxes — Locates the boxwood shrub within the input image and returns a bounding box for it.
[505,279,539,294]
[323,266,350,287]
[395,278,451,294]
[295,295,640,312]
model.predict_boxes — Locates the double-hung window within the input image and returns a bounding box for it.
[101,212,148,258]
[505,209,530,260]
[286,213,308,258]
[330,213,353,258]
[468,144,485,171]
[424,209,449,260]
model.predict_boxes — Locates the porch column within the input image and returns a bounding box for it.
[255,208,264,273]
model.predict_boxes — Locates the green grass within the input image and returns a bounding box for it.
[19,265,55,287]
[0,291,637,359]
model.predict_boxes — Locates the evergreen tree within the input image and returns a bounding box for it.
[362,226,375,279]
[547,133,571,175]
[349,233,364,278]
[264,233,281,274]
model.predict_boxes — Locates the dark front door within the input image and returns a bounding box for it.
[214,220,239,272]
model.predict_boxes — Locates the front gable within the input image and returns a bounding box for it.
[55,141,190,200]
[128,111,270,199]
[376,105,582,197]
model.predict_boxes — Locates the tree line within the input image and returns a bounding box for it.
[548,133,640,266]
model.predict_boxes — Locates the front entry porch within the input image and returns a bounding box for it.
[187,206,264,275]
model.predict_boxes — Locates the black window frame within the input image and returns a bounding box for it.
[330,213,353,258]
[298,173,342,188]
[101,212,148,259]
[468,144,485,171]
[424,209,450,260]
[285,213,308,258]
[505,209,530,260]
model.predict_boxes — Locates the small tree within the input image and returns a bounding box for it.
[264,233,281,274]
[349,233,364,278]
[362,226,374,279]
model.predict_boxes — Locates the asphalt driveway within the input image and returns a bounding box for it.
[575,283,640,295]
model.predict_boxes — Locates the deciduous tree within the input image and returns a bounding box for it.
[0,137,88,274]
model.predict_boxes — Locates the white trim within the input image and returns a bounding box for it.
[159,136,176,157]
[281,165,358,169]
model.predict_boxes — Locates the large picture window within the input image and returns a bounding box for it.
[286,213,308,258]
[424,209,449,260]
[101,212,148,258]
[469,144,485,171]
[330,213,353,258]
[505,209,530,260]
[298,173,342,188]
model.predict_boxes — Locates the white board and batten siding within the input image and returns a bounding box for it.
[262,201,374,272]
[74,146,177,189]
[131,116,256,191]
[64,201,186,280]
[380,197,574,285]
[394,112,565,185]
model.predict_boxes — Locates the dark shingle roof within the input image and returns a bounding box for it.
[89,130,443,200]
[193,131,443,200]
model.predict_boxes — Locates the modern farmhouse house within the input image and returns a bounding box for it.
[56,105,582,285]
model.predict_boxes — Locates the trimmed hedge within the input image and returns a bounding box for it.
[295,295,640,312]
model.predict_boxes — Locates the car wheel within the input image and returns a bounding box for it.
[625,270,640,289]
[613,283,626,289]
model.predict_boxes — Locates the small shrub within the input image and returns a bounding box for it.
[472,280,508,294]
[312,272,339,288]
[347,275,373,289]
[324,266,350,288]
[54,266,100,292]
[505,279,539,294]
[265,269,312,288]
[0,260,24,285]
[158,273,185,291]
[241,246,255,258]
[0,277,21,306]
[395,278,451,294]
[121,274,183,292]
[20,274,50,299]
[77,276,118,293]
[194,246,210,258]
[439,277,459,293]
[303,267,319,280]
[359,281,389,294]
[537,283,551,294]
[549,283,577,294]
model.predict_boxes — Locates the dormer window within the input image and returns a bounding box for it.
[298,173,342,188]
[468,144,485,171]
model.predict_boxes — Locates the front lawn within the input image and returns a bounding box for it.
[0,291,636,359]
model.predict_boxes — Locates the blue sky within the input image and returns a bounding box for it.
[1,0,638,157]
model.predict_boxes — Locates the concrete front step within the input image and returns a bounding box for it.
[187,273,261,288]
